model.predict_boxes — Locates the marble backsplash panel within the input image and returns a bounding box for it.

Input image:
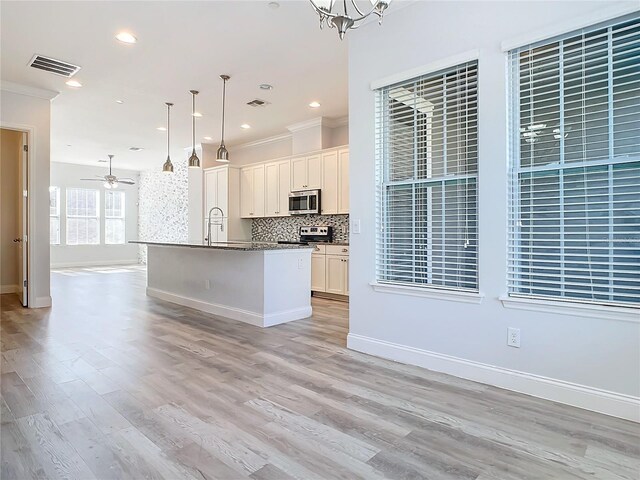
[252,214,349,243]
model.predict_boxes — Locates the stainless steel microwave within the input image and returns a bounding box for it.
[289,189,320,215]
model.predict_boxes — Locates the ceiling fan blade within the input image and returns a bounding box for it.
[118,180,136,185]
[80,178,105,182]
[95,175,105,178]
[118,177,135,182]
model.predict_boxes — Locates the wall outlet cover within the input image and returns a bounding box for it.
[507,327,521,348]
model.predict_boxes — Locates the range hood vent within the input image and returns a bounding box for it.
[247,98,269,107]
[29,54,81,78]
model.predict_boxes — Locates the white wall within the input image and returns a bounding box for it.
[49,162,139,267]
[1,88,55,307]
[1,129,21,292]
[348,1,640,420]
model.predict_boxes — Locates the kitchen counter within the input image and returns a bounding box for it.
[131,240,312,251]
[133,241,313,327]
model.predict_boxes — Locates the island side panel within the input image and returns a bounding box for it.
[262,249,313,327]
[146,245,266,326]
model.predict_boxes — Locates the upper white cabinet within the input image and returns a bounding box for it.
[240,164,265,218]
[203,165,250,242]
[320,147,349,215]
[291,154,321,191]
[265,160,290,217]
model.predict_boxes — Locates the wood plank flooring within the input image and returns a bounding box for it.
[1,266,639,479]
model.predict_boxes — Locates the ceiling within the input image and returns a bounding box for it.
[0,1,349,171]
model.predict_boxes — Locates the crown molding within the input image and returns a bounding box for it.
[1,81,59,101]
[230,132,292,151]
[324,116,349,128]
[286,116,349,132]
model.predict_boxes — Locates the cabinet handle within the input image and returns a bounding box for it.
[342,248,348,252]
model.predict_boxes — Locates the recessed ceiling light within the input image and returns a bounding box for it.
[115,32,137,44]
[268,1,280,9]
[259,84,273,90]
[66,144,72,147]
[203,136,213,141]
[116,100,124,104]
[240,124,251,129]
[98,159,108,163]
[65,80,82,88]
[192,112,203,118]
[309,101,321,108]
[157,127,167,131]
[129,147,144,151]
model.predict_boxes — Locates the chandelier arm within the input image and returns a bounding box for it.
[350,0,366,17]
[309,0,383,22]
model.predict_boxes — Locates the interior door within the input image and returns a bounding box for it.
[17,132,28,306]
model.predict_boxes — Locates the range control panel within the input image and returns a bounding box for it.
[300,226,330,236]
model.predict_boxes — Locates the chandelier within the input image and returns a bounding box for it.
[310,0,392,39]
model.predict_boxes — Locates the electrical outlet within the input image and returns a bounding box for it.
[297,258,303,269]
[507,327,521,348]
[352,219,361,234]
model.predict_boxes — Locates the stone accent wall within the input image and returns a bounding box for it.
[252,214,349,243]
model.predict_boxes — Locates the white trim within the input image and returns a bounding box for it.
[501,4,640,52]
[146,287,312,328]
[31,296,52,308]
[286,117,326,133]
[347,333,640,423]
[230,133,292,151]
[370,281,484,304]
[0,285,18,294]
[1,81,59,101]
[51,260,140,269]
[370,49,480,90]
[500,295,640,323]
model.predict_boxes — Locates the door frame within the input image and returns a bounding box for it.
[1,123,36,307]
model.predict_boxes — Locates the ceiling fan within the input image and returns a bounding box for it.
[81,154,135,189]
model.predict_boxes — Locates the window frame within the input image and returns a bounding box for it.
[49,186,60,245]
[104,190,126,245]
[374,59,480,296]
[507,15,640,310]
[65,187,100,246]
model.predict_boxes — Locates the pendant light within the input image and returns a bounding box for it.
[188,90,200,168]
[162,102,174,173]
[216,75,230,163]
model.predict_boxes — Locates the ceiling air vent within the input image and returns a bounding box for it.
[28,54,81,78]
[247,99,269,107]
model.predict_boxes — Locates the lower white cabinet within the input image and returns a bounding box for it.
[311,245,349,296]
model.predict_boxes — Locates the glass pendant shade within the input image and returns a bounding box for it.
[103,181,112,189]
[162,102,174,173]
[217,75,230,163]
[188,90,200,168]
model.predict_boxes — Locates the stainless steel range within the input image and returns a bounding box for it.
[276,225,333,245]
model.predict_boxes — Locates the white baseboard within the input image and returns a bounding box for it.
[0,284,18,294]
[50,260,140,268]
[31,296,52,308]
[347,333,640,423]
[147,287,311,328]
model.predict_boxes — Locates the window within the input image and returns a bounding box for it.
[49,186,60,245]
[508,16,640,307]
[105,191,125,244]
[375,60,479,291]
[66,188,99,245]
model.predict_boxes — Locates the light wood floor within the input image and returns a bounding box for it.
[1,267,639,479]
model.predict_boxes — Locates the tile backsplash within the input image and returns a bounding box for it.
[252,214,349,243]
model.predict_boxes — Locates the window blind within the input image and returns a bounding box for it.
[105,191,126,245]
[66,188,100,245]
[49,186,60,245]
[375,61,479,291]
[508,16,640,307]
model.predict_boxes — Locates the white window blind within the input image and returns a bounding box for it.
[49,186,60,245]
[105,191,125,245]
[66,188,100,245]
[375,61,479,291]
[508,16,640,307]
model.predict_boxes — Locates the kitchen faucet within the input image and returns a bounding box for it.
[206,206,225,246]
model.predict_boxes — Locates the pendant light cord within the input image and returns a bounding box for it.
[167,103,171,157]
[192,93,196,150]
[221,77,226,144]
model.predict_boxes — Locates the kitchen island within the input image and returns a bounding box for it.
[131,241,313,327]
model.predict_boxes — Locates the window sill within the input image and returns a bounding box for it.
[370,282,484,304]
[499,295,640,323]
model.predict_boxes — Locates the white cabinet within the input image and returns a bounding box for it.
[203,165,250,242]
[291,154,321,190]
[240,164,265,218]
[265,160,290,217]
[320,147,349,215]
[311,244,349,296]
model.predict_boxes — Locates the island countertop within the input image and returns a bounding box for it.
[130,240,313,251]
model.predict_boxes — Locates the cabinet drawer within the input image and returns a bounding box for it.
[326,245,349,256]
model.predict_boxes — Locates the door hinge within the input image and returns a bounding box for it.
[23,280,27,287]
[23,145,28,152]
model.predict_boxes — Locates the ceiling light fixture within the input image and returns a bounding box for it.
[188,90,201,168]
[192,112,203,118]
[310,0,392,39]
[216,75,230,163]
[268,1,280,9]
[204,136,213,141]
[115,32,137,44]
[309,101,321,108]
[162,102,174,173]
[240,124,251,129]
[157,127,166,131]
[65,79,82,88]
[129,147,143,151]
[259,83,273,90]
[116,100,124,104]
